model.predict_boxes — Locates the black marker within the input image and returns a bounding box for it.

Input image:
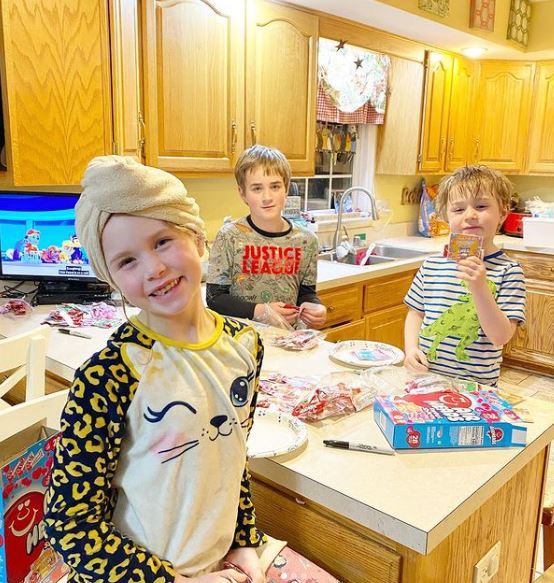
[323,439,394,456]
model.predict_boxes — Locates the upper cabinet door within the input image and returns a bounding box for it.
[444,57,475,172]
[0,0,112,185]
[143,0,245,172]
[246,0,317,175]
[419,52,453,174]
[526,61,554,174]
[472,61,534,173]
[110,0,143,161]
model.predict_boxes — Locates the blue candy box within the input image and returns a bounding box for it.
[374,389,527,450]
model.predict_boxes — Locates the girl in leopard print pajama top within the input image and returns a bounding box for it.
[44,156,340,583]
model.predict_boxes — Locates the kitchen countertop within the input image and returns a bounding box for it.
[316,233,554,291]
[3,308,552,557]
[252,340,554,555]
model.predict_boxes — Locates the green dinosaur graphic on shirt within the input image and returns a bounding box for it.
[421,279,497,362]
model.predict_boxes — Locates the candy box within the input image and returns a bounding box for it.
[0,423,63,583]
[373,389,527,450]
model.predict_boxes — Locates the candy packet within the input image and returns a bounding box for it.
[446,232,483,261]
[272,329,325,351]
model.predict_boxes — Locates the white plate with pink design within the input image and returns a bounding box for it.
[329,340,404,369]
[247,409,308,458]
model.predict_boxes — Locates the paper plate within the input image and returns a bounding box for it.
[329,340,404,369]
[247,409,308,458]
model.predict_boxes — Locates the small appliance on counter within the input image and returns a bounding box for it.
[501,192,531,237]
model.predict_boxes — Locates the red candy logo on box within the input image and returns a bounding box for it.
[406,426,421,448]
[4,491,45,583]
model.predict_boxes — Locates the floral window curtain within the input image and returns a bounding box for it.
[318,38,391,124]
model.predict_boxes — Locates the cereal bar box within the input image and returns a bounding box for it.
[0,425,63,583]
[373,389,527,449]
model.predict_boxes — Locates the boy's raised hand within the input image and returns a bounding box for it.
[404,347,429,373]
[456,256,488,295]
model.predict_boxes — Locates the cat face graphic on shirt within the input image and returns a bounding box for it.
[143,369,255,464]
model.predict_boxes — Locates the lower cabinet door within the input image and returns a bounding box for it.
[365,304,408,350]
[323,319,365,343]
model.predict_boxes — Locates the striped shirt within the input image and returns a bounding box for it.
[404,250,526,385]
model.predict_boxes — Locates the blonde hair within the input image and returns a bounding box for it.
[436,165,514,220]
[234,145,291,191]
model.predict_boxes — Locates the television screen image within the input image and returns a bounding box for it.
[0,192,98,282]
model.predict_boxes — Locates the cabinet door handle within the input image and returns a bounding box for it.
[473,138,480,162]
[439,137,446,166]
[447,137,454,164]
[250,121,257,145]
[138,111,146,161]
[325,305,336,312]
[231,120,237,153]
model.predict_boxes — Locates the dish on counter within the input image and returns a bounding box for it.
[329,340,404,369]
[247,409,308,458]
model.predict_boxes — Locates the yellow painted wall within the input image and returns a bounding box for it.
[181,174,424,241]
[374,0,532,52]
[527,1,554,52]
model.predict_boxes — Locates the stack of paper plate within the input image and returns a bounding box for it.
[329,340,404,369]
[247,409,308,458]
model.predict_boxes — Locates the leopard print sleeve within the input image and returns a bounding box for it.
[44,334,177,583]
[231,327,267,548]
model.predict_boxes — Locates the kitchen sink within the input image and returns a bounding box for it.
[318,251,394,266]
[370,245,431,259]
[318,244,430,267]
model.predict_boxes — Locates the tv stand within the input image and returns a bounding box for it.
[34,281,112,305]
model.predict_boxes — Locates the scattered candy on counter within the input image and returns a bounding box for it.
[272,329,324,350]
[41,302,122,329]
[0,298,33,317]
[258,372,377,421]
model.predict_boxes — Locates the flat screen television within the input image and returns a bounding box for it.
[0,192,110,303]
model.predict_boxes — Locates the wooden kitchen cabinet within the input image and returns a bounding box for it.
[376,56,424,175]
[0,0,113,185]
[363,270,416,349]
[444,56,474,172]
[365,304,408,348]
[503,250,554,375]
[418,52,474,174]
[319,284,362,329]
[246,0,317,175]
[318,268,416,346]
[140,0,317,174]
[142,0,245,172]
[418,51,452,174]
[471,61,534,173]
[526,61,554,174]
[110,0,143,161]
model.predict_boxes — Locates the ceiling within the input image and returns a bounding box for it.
[286,0,554,60]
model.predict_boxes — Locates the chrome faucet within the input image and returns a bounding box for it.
[332,186,379,252]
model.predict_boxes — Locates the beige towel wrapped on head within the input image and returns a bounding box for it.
[76,155,205,289]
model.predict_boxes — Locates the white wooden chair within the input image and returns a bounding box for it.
[0,325,51,409]
[0,388,68,441]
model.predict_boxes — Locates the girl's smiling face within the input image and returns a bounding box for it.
[446,191,507,253]
[102,215,204,331]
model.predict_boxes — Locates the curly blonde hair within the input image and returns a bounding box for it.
[234,145,291,191]
[436,165,514,220]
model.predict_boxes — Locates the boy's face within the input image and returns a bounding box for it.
[239,166,287,228]
[446,191,507,250]
[102,215,204,331]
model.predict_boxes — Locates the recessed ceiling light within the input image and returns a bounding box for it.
[461,47,488,58]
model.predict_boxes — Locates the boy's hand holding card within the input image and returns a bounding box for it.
[445,232,483,261]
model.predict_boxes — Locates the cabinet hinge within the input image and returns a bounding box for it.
[112,142,119,155]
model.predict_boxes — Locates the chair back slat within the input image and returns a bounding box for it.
[0,325,51,405]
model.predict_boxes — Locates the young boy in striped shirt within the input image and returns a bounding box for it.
[404,165,526,386]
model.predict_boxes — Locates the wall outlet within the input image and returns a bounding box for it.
[473,541,501,583]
